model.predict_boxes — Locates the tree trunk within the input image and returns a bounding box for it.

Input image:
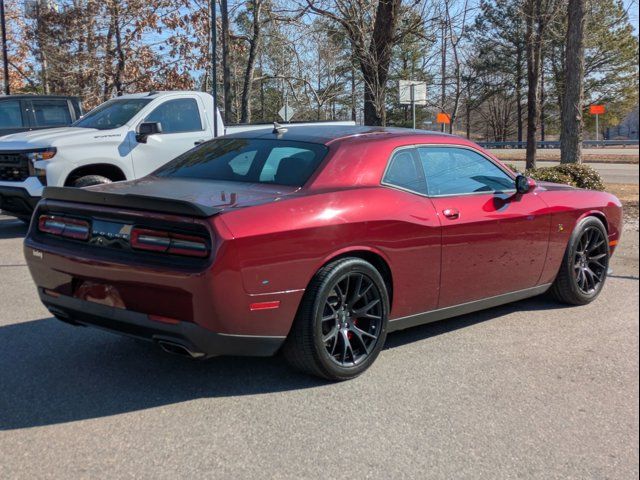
[36,4,49,94]
[103,18,114,101]
[240,0,262,124]
[112,1,125,96]
[350,63,357,122]
[465,100,471,139]
[363,81,380,125]
[515,43,524,144]
[440,20,447,132]
[560,0,586,164]
[220,0,233,123]
[540,67,546,141]
[525,0,543,170]
[259,54,265,121]
[360,0,401,126]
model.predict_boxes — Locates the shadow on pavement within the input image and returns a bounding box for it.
[0,294,568,430]
[384,294,570,349]
[608,274,639,281]
[0,217,28,240]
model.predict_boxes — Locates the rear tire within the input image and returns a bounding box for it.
[71,175,112,188]
[550,216,609,305]
[283,257,389,381]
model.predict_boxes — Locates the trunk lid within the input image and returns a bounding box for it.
[77,176,299,215]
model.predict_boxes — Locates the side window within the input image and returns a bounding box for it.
[144,98,203,134]
[31,100,72,127]
[382,149,427,195]
[418,147,514,196]
[0,100,25,128]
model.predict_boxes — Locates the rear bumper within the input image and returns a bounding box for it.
[40,290,285,358]
[0,184,41,217]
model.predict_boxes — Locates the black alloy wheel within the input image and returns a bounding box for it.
[573,225,608,295]
[320,272,383,367]
[283,257,389,381]
[550,216,609,305]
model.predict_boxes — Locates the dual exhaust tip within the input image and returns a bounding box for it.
[156,339,206,359]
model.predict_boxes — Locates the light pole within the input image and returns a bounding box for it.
[210,0,218,136]
[0,0,9,95]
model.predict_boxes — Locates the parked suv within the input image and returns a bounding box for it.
[0,95,83,137]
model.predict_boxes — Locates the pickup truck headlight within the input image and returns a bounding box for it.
[27,148,57,161]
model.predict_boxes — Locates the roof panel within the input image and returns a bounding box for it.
[223,125,453,144]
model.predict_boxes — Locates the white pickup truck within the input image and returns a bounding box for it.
[0,90,353,220]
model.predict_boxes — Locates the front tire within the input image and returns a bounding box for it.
[550,216,609,305]
[71,175,112,188]
[283,258,389,381]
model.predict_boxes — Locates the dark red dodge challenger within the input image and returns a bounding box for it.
[24,126,622,380]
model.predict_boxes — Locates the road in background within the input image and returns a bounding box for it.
[0,216,638,479]
[506,161,639,185]
[489,148,640,160]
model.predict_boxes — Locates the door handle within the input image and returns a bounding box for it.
[442,208,460,220]
[194,139,207,146]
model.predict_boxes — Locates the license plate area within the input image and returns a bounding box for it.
[74,281,126,309]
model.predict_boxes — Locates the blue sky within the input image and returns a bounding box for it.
[623,0,639,33]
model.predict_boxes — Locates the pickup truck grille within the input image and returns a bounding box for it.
[0,152,30,182]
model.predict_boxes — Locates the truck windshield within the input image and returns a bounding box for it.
[73,98,152,130]
[154,138,328,187]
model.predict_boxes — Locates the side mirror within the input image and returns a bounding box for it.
[515,174,535,194]
[136,122,162,143]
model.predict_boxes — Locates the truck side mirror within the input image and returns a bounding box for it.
[136,122,162,143]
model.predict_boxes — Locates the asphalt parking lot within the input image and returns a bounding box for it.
[0,215,638,479]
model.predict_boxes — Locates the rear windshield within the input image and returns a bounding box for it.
[154,138,328,187]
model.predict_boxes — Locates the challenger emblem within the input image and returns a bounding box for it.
[32,249,43,259]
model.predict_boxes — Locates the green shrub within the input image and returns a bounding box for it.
[526,167,574,187]
[551,163,605,191]
[522,164,605,191]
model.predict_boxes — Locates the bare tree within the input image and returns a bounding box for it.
[442,0,471,134]
[306,0,421,126]
[524,0,560,169]
[220,0,233,123]
[238,0,263,123]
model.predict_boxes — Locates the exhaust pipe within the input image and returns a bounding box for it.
[156,340,206,359]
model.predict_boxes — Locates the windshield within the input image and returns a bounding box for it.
[73,98,152,130]
[154,138,328,187]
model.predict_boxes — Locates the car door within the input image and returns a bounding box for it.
[130,97,209,178]
[417,145,550,308]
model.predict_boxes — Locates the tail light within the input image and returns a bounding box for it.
[130,228,209,258]
[38,215,90,240]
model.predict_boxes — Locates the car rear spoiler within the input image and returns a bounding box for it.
[42,187,221,218]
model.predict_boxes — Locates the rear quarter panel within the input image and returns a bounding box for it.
[217,186,442,321]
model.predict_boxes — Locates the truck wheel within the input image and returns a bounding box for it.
[71,175,112,188]
[550,216,609,305]
[283,258,389,381]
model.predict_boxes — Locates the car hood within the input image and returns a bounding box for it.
[84,176,299,211]
[0,127,116,150]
